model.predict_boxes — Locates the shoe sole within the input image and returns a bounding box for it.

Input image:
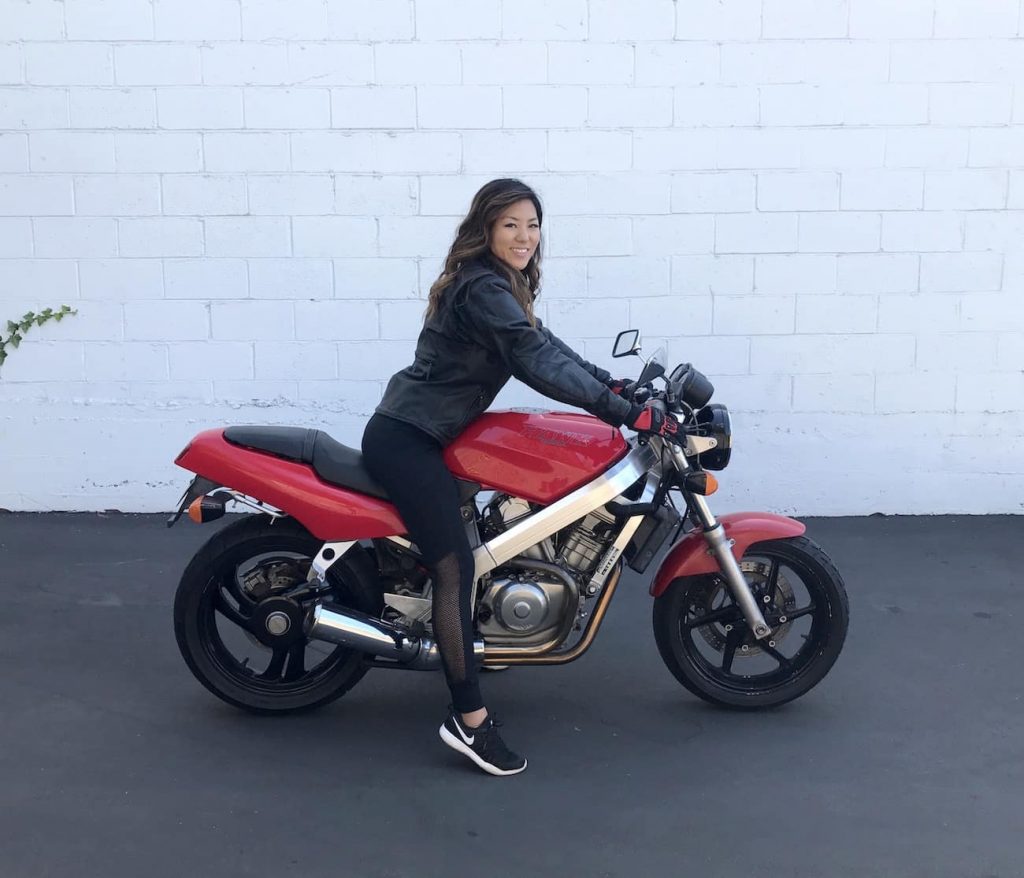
[438,724,528,777]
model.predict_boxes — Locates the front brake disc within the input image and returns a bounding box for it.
[693,560,796,656]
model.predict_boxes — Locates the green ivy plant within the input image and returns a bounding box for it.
[0,306,77,369]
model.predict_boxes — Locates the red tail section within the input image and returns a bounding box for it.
[174,429,405,541]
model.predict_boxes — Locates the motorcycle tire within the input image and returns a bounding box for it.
[652,535,849,710]
[173,514,383,714]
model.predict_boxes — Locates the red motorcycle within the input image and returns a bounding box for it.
[169,331,848,713]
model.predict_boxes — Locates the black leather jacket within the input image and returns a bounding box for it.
[374,258,633,446]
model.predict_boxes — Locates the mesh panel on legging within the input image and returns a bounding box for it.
[430,549,480,711]
[360,413,484,713]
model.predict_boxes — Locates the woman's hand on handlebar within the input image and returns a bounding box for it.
[626,402,679,439]
[608,378,635,398]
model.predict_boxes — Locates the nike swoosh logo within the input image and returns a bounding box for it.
[454,722,474,746]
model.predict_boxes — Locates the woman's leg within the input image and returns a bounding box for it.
[362,415,482,716]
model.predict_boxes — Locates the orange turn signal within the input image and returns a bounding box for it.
[683,471,719,495]
[188,495,227,524]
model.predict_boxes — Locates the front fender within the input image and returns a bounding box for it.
[649,512,806,597]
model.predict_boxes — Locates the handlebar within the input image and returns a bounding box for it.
[623,360,715,419]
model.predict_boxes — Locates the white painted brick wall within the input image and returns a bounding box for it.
[78,259,161,300]
[115,131,202,172]
[164,259,247,300]
[793,374,874,413]
[1,1,1022,516]
[119,217,203,256]
[287,45,375,87]
[244,88,331,130]
[71,88,157,130]
[31,131,115,172]
[756,255,836,293]
[758,172,839,212]
[418,0,501,41]
[114,44,201,85]
[205,216,290,256]
[841,170,924,211]
[25,43,113,86]
[837,253,918,292]
[1,174,73,214]
[0,219,31,257]
[672,173,754,213]
[203,132,288,172]
[248,258,331,299]
[163,175,247,216]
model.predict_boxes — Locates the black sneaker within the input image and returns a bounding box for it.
[439,709,527,776]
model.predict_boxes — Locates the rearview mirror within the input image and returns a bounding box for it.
[612,329,640,358]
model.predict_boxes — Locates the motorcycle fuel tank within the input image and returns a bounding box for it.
[443,410,629,505]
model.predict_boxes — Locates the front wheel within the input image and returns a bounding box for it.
[652,535,849,709]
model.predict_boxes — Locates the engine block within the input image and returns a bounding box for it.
[477,567,574,645]
[557,506,619,575]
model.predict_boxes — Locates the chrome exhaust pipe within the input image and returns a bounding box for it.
[306,602,483,671]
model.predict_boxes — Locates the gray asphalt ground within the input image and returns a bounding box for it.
[1,512,1020,878]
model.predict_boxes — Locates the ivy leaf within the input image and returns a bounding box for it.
[1,304,78,373]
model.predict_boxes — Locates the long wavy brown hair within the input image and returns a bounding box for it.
[426,178,543,326]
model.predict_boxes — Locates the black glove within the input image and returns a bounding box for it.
[626,403,679,438]
[608,379,634,397]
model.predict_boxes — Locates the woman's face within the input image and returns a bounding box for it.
[489,198,540,271]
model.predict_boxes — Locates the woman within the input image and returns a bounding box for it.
[361,179,677,776]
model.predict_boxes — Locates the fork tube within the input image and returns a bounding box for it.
[669,444,772,640]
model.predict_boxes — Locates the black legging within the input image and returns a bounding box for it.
[361,413,482,713]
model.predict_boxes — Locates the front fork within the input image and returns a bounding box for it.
[666,443,772,640]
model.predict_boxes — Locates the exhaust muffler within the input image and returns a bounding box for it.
[306,603,483,671]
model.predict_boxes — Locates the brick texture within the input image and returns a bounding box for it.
[0,0,1021,514]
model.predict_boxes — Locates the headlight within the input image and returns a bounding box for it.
[695,404,731,470]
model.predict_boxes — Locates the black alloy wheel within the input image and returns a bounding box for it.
[652,535,849,709]
[174,515,383,714]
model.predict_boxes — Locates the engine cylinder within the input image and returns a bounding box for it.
[559,506,618,574]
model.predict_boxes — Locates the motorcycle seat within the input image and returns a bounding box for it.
[223,426,479,505]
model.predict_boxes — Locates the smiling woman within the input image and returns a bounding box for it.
[358,177,646,776]
[424,178,546,328]
[490,199,541,271]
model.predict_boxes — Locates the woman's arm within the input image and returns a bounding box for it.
[459,278,633,427]
[535,318,613,386]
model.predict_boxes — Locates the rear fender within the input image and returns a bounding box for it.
[166,475,223,528]
[649,512,806,597]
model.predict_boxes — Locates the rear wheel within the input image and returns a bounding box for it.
[173,515,383,714]
[652,535,849,709]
